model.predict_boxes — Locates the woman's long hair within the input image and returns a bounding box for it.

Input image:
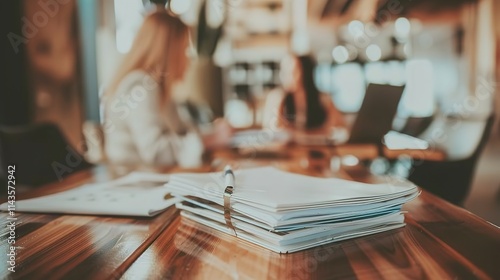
[283,56,327,129]
[299,56,326,128]
[103,10,189,106]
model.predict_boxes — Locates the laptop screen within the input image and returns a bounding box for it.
[348,84,405,144]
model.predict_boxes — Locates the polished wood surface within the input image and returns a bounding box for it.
[0,168,179,279]
[229,125,446,161]
[121,186,499,280]
[2,160,498,279]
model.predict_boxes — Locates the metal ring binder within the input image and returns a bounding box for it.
[224,186,237,236]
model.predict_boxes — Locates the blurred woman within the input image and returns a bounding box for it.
[263,55,345,131]
[103,9,231,167]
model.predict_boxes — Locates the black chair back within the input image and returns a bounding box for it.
[0,123,92,187]
[408,114,495,205]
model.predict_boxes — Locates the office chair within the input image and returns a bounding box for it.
[0,123,92,187]
[407,114,495,205]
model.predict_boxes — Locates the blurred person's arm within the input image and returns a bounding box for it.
[201,118,233,150]
[321,94,346,128]
[124,79,204,167]
[262,88,287,130]
[171,79,233,150]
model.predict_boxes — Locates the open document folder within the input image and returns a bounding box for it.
[0,172,177,217]
[166,166,419,253]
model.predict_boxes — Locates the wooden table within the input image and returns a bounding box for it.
[1,161,498,279]
[217,143,446,164]
[230,126,446,161]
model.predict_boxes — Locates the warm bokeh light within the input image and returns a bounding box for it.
[332,46,349,64]
[170,0,192,15]
[395,17,411,38]
[366,44,382,61]
[348,20,364,37]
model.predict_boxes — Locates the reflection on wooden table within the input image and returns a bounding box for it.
[1,151,498,279]
[120,189,499,279]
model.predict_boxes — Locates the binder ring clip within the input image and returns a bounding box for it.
[224,185,237,236]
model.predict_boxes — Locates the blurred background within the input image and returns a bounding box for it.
[1,0,499,223]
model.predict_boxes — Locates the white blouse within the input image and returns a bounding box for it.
[103,70,204,167]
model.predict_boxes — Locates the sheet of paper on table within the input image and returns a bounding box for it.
[383,131,430,150]
[0,172,176,217]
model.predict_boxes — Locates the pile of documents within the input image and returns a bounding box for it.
[166,166,419,253]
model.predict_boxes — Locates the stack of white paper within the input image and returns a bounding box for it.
[166,166,419,253]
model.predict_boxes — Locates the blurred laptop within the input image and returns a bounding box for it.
[299,83,406,146]
[229,83,407,148]
[346,83,405,144]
